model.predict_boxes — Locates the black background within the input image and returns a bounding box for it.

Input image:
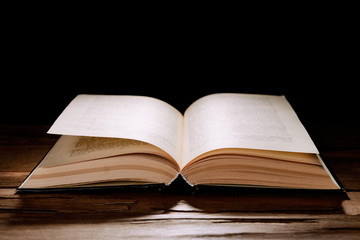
[1,7,358,128]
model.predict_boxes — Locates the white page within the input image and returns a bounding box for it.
[48,95,184,161]
[182,93,319,166]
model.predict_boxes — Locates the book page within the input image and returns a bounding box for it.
[48,95,184,161]
[182,93,319,167]
[37,135,176,168]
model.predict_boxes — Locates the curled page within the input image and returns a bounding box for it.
[48,95,184,161]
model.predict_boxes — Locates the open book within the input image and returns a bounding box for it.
[18,93,340,191]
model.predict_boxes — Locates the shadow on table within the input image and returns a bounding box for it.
[164,176,348,213]
[6,180,348,225]
[6,186,178,225]
[183,185,348,213]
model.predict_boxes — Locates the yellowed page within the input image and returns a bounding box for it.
[48,95,184,161]
[182,93,319,167]
[37,135,176,168]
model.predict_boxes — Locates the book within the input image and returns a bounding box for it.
[18,93,340,191]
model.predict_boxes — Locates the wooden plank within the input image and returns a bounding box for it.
[0,188,348,217]
[0,125,57,145]
[1,210,360,239]
[0,172,28,187]
[1,125,360,239]
[0,145,52,171]
[0,187,348,212]
[1,187,360,239]
[0,187,359,239]
[343,192,360,215]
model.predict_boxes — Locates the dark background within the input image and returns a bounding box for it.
[1,7,358,128]
[2,62,357,128]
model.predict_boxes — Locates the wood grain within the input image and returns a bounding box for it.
[1,125,359,239]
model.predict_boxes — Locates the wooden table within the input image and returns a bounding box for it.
[1,125,359,239]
